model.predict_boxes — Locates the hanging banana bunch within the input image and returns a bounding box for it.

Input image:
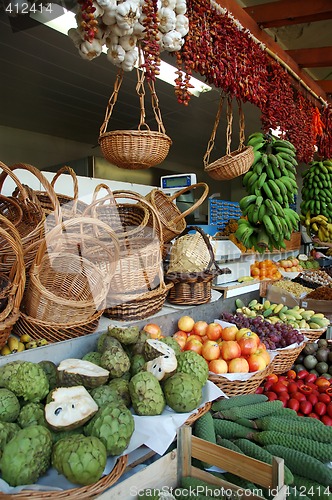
[300,159,332,242]
[236,131,300,253]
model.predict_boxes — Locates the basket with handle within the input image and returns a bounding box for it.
[85,189,163,303]
[36,165,88,217]
[144,182,209,244]
[23,216,120,324]
[99,68,172,170]
[0,216,26,348]
[0,162,61,269]
[204,95,254,180]
[165,226,231,305]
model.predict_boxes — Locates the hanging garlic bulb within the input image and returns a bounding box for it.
[119,34,138,52]
[79,39,103,60]
[162,29,183,51]
[157,7,176,34]
[106,44,126,65]
[175,13,189,37]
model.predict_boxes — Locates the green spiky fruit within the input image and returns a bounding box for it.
[129,371,165,416]
[0,425,52,486]
[17,402,47,428]
[82,351,102,366]
[176,351,209,388]
[0,388,20,422]
[0,421,20,454]
[90,385,118,408]
[130,354,146,376]
[97,333,123,353]
[52,434,107,485]
[160,337,182,356]
[84,402,134,456]
[107,378,131,407]
[100,346,131,379]
[108,325,140,345]
[163,372,202,413]
[38,360,58,390]
[0,361,49,403]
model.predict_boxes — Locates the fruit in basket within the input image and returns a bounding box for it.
[129,371,165,416]
[177,315,195,333]
[45,386,98,431]
[192,320,208,337]
[209,358,228,374]
[100,347,130,379]
[0,425,52,486]
[17,402,47,428]
[163,372,202,413]
[84,401,135,455]
[176,351,209,388]
[201,340,220,361]
[108,325,140,345]
[0,361,49,403]
[206,322,223,340]
[57,358,109,388]
[228,357,250,373]
[52,434,107,486]
[0,388,20,423]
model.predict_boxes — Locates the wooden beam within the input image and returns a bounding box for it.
[243,0,332,28]
[286,47,332,68]
[316,80,332,94]
[215,0,328,102]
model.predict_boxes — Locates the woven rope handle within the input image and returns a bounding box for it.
[99,69,124,137]
[91,183,114,204]
[238,99,246,150]
[203,94,225,167]
[51,166,79,201]
[169,182,209,224]
[180,226,215,271]
[147,80,166,135]
[225,95,233,156]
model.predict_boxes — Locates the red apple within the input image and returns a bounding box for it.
[206,322,223,341]
[184,339,203,355]
[247,351,268,372]
[228,357,250,373]
[209,358,228,374]
[238,333,260,356]
[173,330,188,349]
[186,334,203,343]
[192,320,208,337]
[143,323,162,339]
[220,340,242,361]
[201,340,221,361]
[221,325,238,341]
[178,315,195,333]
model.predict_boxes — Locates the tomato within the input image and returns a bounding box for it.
[292,392,307,402]
[326,403,332,418]
[298,384,313,395]
[304,373,317,384]
[287,381,299,394]
[300,400,313,415]
[265,391,278,401]
[271,381,288,394]
[263,380,274,392]
[287,398,300,412]
[325,387,332,396]
[308,412,320,420]
[278,395,289,407]
[286,370,297,380]
[321,415,332,426]
[318,393,331,405]
[307,393,319,406]
[314,401,327,416]
[265,374,279,384]
[255,386,264,394]
[315,377,331,392]
[296,370,310,380]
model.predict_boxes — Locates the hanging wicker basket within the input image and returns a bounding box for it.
[165,226,231,306]
[99,69,172,170]
[204,95,254,180]
[144,183,209,244]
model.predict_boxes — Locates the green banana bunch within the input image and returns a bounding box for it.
[300,159,332,235]
[237,132,299,252]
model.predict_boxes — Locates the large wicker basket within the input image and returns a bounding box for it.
[204,95,254,181]
[24,217,120,324]
[165,226,231,306]
[209,363,274,398]
[144,183,209,244]
[268,342,307,375]
[3,455,128,499]
[299,327,327,343]
[99,69,171,170]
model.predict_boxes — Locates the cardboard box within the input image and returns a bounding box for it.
[300,298,332,321]
[265,284,302,308]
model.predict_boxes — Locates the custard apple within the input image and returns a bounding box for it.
[38,360,58,390]
[0,388,20,422]
[163,372,202,413]
[160,337,182,356]
[129,371,165,416]
[100,346,130,378]
[0,361,49,402]
[176,351,209,388]
[82,351,102,366]
[90,385,118,408]
[0,425,52,486]
[17,402,47,428]
[130,354,146,376]
[108,378,131,407]
[84,402,134,455]
[97,333,122,353]
[52,434,107,485]
[57,358,109,388]
[0,421,20,454]
[108,325,140,345]
[143,339,175,361]
[129,330,151,356]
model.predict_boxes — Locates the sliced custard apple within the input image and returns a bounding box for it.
[57,358,109,388]
[145,354,177,381]
[143,339,175,361]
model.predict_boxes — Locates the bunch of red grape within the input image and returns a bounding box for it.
[221,312,305,350]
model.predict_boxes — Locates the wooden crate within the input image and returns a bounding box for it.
[284,231,301,251]
[102,426,287,500]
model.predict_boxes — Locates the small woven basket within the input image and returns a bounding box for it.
[299,328,327,343]
[13,309,103,343]
[184,402,213,426]
[144,183,209,244]
[268,343,307,375]
[36,165,88,217]
[99,69,172,170]
[165,226,231,306]
[3,455,128,499]
[24,217,120,324]
[209,363,274,398]
[204,95,254,181]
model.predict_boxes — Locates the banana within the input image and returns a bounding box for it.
[247,172,259,190]
[248,132,265,141]
[267,179,281,198]
[261,153,269,167]
[242,170,254,188]
[272,199,285,218]
[271,162,282,179]
[17,342,25,352]
[0,345,11,356]
[257,172,267,189]
[270,214,284,237]
[247,204,256,224]
[274,178,288,201]
[20,334,32,344]
[7,336,19,353]
[239,194,257,212]
[262,214,275,236]
[273,139,296,151]
[258,202,266,221]
[262,182,274,200]
[274,146,297,158]
[252,162,265,176]
[265,163,275,180]
[264,198,277,216]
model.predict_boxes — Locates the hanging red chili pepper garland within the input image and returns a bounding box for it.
[175,0,332,162]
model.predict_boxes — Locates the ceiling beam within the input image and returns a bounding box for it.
[243,0,332,28]
[286,47,332,68]
[316,80,332,94]
[215,0,329,103]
